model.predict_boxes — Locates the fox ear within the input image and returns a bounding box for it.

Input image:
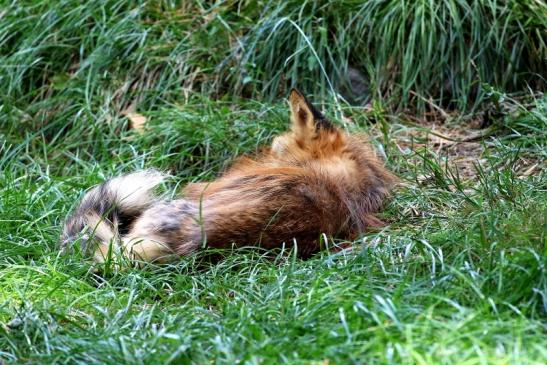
[289,89,332,139]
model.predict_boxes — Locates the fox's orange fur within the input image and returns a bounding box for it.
[60,89,397,263]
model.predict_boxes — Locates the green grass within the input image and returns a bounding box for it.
[1,0,545,113]
[1,1,546,364]
[1,93,545,363]
[221,0,547,109]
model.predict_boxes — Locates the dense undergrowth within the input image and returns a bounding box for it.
[0,0,546,364]
[1,0,545,113]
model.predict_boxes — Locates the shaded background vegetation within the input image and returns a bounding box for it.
[1,0,545,116]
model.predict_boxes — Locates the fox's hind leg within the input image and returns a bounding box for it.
[116,199,201,264]
[120,236,176,263]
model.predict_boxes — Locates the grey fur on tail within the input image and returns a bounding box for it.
[60,170,167,256]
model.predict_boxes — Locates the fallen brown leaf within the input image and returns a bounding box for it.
[125,112,147,133]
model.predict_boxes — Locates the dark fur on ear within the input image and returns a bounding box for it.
[289,89,333,131]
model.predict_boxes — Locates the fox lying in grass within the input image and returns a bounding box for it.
[60,90,397,264]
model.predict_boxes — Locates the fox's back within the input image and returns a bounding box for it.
[182,165,353,257]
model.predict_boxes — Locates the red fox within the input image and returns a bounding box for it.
[60,89,397,264]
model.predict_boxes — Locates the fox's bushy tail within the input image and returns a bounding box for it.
[60,170,166,262]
